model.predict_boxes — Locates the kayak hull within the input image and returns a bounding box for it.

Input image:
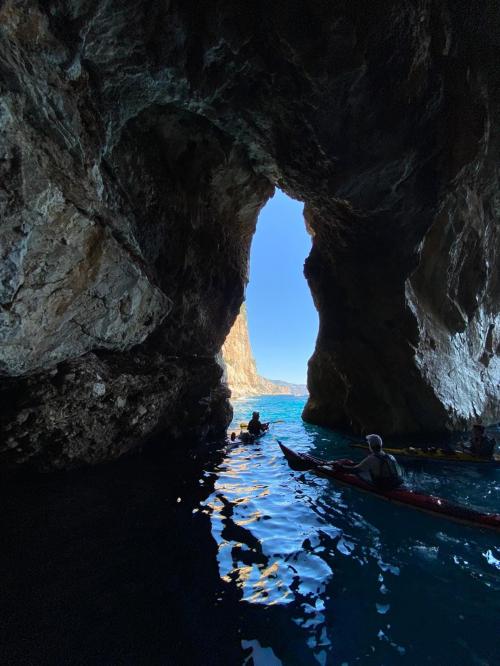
[235,431,267,444]
[279,443,500,533]
[349,443,500,465]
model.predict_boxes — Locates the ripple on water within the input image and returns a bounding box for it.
[202,396,500,665]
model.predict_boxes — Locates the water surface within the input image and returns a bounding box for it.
[2,396,498,665]
[203,395,500,665]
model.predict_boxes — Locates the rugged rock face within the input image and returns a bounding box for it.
[0,5,272,467]
[220,304,307,399]
[301,4,500,434]
[0,1,499,467]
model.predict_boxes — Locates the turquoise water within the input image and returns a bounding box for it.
[202,395,500,665]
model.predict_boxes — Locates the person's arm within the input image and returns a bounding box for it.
[319,456,369,473]
[338,462,362,471]
[338,456,371,472]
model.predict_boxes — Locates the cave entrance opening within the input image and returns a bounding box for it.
[222,189,318,401]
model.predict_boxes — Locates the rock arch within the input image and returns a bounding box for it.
[0,1,498,467]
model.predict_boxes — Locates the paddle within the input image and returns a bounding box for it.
[239,419,284,428]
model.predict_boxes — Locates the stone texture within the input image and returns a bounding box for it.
[0,199,170,375]
[301,4,500,434]
[220,303,307,399]
[0,1,499,467]
[0,351,231,469]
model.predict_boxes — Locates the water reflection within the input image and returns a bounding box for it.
[203,396,500,664]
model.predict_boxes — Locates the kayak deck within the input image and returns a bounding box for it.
[349,443,500,465]
[279,443,500,532]
[239,431,265,443]
[229,430,268,445]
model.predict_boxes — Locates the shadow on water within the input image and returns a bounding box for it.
[2,396,499,665]
[0,444,249,665]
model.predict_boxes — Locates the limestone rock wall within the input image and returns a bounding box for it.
[220,304,307,399]
[0,1,499,467]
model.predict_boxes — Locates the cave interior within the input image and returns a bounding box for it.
[0,0,499,469]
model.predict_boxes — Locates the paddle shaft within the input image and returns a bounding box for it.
[239,419,284,428]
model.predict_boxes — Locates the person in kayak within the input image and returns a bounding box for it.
[247,412,269,436]
[335,434,403,490]
[467,424,495,458]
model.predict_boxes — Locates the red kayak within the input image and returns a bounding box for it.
[279,442,500,533]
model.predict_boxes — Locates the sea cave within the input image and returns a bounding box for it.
[1,2,499,664]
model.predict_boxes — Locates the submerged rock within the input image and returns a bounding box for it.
[0,1,498,466]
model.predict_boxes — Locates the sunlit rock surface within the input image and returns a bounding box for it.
[221,304,307,399]
[0,1,498,466]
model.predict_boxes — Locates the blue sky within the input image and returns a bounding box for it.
[246,189,318,385]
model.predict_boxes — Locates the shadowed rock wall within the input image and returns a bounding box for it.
[301,3,500,433]
[0,1,498,466]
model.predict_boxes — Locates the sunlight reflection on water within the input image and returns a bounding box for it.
[202,396,500,665]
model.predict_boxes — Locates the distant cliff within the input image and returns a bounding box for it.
[220,305,308,399]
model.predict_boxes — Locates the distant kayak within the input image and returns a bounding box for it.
[279,443,500,533]
[234,430,268,444]
[349,443,500,466]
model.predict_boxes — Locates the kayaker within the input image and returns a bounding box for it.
[335,434,403,490]
[467,424,495,458]
[247,412,269,436]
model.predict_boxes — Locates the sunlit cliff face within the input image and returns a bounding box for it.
[220,304,308,399]
[0,1,499,468]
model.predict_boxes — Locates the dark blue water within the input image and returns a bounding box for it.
[202,396,500,665]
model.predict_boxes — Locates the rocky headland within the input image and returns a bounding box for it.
[220,304,307,399]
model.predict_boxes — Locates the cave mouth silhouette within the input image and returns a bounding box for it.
[244,189,318,389]
[1,1,497,472]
